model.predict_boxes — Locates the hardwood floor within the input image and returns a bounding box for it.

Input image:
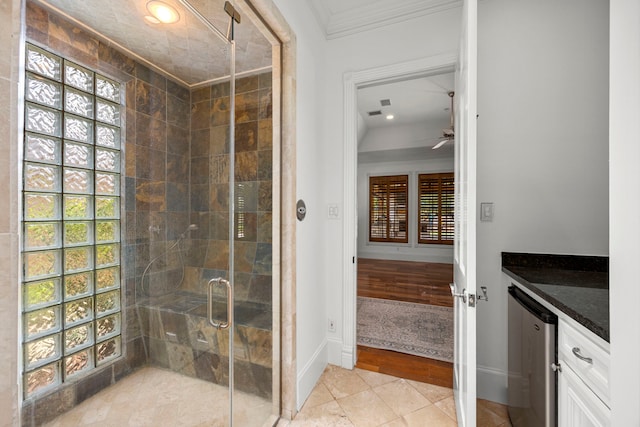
[356,258,454,387]
[356,345,453,388]
[357,258,454,307]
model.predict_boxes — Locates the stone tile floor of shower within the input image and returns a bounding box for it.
[42,367,275,427]
[43,364,511,426]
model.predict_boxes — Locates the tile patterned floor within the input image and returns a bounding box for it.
[278,365,512,427]
[42,367,276,427]
[41,364,511,426]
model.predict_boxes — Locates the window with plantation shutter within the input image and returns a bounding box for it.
[418,173,454,245]
[369,175,408,243]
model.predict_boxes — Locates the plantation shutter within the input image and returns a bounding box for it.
[369,175,408,243]
[418,173,454,245]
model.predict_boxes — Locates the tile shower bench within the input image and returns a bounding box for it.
[136,291,273,399]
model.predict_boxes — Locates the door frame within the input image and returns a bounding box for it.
[341,53,458,369]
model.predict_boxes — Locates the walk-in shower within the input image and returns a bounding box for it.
[19,0,280,425]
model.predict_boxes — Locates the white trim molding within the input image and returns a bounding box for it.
[307,0,462,39]
[296,340,328,411]
[477,364,507,405]
[342,53,457,370]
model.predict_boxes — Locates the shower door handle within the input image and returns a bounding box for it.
[208,278,232,329]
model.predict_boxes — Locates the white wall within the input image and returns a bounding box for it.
[322,9,462,366]
[271,0,329,410]
[476,0,609,403]
[357,157,454,263]
[278,0,613,412]
[609,0,640,424]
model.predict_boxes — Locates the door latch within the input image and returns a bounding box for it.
[477,286,488,302]
[468,293,476,307]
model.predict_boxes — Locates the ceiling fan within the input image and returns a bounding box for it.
[432,91,455,150]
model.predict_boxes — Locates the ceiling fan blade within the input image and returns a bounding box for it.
[432,138,450,150]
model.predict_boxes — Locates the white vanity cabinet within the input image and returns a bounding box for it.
[557,318,610,427]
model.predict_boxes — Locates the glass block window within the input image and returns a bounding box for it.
[21,44,123,398]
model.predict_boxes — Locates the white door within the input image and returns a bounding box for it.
[452,0,478,425]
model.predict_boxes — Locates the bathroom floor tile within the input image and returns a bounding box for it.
[41,364,511,427]
[293,400,353,426]
[302,381,335,409]
[406,378,454,403]
[320,364,370,399]
[337,389,397,426]
[286,365,512,427]
[42,367,272,427]
[372,379,431,417]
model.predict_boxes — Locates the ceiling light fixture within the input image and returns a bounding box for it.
[386,114,394,120]
[146,1,180,24]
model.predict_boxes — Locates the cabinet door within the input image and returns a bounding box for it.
[559,361,610,427]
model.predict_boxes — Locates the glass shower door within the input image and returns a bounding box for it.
[181,2,278,425]
[20,0,276,424]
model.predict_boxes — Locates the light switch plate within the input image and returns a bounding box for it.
[328,203,340,219]
[480,202,494,222]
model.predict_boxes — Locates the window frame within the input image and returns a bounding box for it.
[368,174,409,244]
[417,172,454,245]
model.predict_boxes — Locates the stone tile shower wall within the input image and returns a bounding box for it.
[22,2,274,423]
[186,74,273,304]
[22,3,189,424]
[141,74,274,399]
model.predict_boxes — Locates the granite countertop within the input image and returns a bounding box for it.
[502,252,609,342]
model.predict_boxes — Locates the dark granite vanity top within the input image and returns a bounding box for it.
[502,252,609,342]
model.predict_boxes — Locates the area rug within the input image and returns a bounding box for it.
[357,296,454,363]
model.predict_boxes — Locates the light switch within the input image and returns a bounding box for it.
[480,202,494,222]
[328,204,340,219]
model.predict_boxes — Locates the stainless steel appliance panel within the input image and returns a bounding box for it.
[508,285,558,427]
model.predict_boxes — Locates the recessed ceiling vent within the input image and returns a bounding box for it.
[368,110,382,116]
[380,99,391,106]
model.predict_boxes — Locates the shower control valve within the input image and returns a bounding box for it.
[296,199,307,221]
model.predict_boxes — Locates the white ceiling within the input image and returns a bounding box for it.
[356,73,457,161]
[357,72,455,129]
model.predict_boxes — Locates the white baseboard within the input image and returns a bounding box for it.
[341,344,355,369]
[477,364,507,404]
[297,340,328,411]
[327,337,343,366]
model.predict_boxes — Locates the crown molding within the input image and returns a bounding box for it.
[307,0,462,40]
[306,0,332,37]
